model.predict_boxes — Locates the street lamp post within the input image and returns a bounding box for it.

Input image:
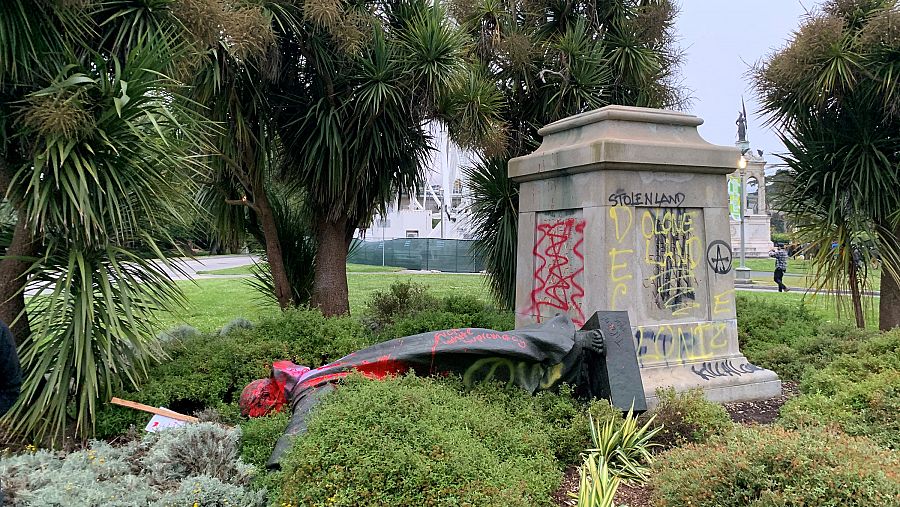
[735,150,752,283]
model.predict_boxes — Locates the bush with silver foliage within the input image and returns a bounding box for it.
[0,423,266,507]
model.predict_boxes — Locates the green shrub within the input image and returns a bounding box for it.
[781,369,900,449]
[379,308,515,340]
[651,426,900,507]
[277,374,563,507]
[440,293,488,314]
[736,295,828,380]
[249,307,374,367]
[95,308,372,438]
[239,410,290,470]
[642,388,732,449]
[379,309,472,338]
[468,383,621,466]
[736,295,822,348]
[775,328,900,449]
[762,324,878,379]
[364,280,438,329]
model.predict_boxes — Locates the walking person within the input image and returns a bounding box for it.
[769,245,790,292]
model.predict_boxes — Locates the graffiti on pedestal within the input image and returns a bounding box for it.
[641,208,701,316]
[633,321,732,366]
[529,215,586,326]
[608,205,635,310]
[691,360,763,381]
[609,198,702,317]
[706,240,733,275]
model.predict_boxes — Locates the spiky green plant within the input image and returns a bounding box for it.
[464,156,519,309]
[587,407,660,483]
[571,407,661,507]
[245,189,317,307]
[573,453,621,507]
[0,0,212,441]
[754,0,900,330]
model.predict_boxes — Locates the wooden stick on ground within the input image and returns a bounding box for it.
[109,397,199,423]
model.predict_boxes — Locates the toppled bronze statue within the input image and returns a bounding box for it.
[238,311,645,468]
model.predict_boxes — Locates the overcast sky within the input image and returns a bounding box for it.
[677,1,812,161]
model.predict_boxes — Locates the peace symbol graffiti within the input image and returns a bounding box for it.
[706,240,733,275]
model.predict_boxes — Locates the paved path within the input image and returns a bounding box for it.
[25,254,260,296]
[157,254,259,281]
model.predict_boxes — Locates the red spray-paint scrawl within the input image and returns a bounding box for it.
[528,217,586,326]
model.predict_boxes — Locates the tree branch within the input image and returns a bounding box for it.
[225,197,258,212]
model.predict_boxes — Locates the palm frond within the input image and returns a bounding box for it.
[464,156,518,309]
[4,239,182,441]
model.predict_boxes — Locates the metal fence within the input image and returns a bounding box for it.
[349,238,485,273]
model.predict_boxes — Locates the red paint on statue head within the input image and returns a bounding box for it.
[239,378,287,418]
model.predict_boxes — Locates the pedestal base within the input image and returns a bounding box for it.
[640,356,782,408]
[731,215,775,258]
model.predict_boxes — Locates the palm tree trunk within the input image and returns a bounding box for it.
[0,156,37,345]
[311,216,350,316]
[879,224,900,331]
[254,189,294,309]
[0,208,38,345]
[848,257,865,329]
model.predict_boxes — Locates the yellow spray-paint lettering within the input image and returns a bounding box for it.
[713,290,735,316]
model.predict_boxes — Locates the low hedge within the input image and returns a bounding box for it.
[652,426,900,506]
[779,330,900,449]
[276,375,607,507]
[642,388,732,449]
[95,309,372,438]
[379,308,514,340]
[96,297,516,439]
[735,296,823,380]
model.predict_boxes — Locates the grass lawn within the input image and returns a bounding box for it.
[159,279,280,332]
[735,257,811,272]
[157,270,878,333]
[159,272,491,333]
[195,262,405,276]
[738,290,880,328]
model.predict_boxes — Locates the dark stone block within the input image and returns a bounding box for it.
[581,311,647,412]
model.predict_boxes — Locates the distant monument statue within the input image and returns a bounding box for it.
[730,99,774,257]
[736,111,747,143]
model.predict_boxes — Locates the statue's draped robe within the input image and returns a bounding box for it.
[268,314,587,467]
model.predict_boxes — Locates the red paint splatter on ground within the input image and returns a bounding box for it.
[528,217,586,326]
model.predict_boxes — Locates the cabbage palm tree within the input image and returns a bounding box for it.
[452,0,687,308]
[754,0,900,330]
[276,0,504,316]
[0,0,218,440]
[188,2,303,310]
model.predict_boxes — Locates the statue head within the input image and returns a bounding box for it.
[239,378,287,417]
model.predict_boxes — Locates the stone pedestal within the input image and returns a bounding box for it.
[731,215,775,257]
[509,105,780,406]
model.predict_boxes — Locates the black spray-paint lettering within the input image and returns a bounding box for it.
[691,360,763,381]
[608,191,686,207]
